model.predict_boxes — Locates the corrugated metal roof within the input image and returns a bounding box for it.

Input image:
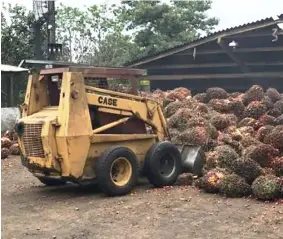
[126,14,283,67]
[19,59,91,67]
[1,64,29,73]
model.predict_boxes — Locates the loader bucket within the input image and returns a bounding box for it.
[175,144,205,176]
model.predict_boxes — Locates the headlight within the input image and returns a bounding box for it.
[14,121,24,137]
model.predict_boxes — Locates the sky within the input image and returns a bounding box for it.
[4,0,283,31]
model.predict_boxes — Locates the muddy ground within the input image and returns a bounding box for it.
[2,156,283,239]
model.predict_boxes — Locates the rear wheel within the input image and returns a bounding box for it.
[37,177,67,186]
[144,141,182,188]
[95,146,138,196]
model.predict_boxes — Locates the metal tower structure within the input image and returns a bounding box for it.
[32,0,62,61]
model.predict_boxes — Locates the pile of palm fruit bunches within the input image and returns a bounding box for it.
[2,85,283,201]
[140,85,283,201]
[1,130,20,159]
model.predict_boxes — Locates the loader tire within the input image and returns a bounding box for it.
[144,141,182,188]
[95,146,138,196]
[37,177,67,186]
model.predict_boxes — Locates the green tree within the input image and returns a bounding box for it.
[56,3,135,66]
[84,4,137,66]
[1,3,35,65]
[56,4,91,62]
[121,0,219,57]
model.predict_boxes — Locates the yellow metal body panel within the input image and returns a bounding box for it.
[55,72,92,177]
[18,69,169,183]
[23,74,49,116]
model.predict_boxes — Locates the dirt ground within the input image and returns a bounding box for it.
[2,156,283,239]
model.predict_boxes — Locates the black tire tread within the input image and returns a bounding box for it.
[144,141,182,188]
[95,146,138,196]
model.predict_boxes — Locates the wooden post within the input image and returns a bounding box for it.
[10,74,14,107]
[130,77,138,95]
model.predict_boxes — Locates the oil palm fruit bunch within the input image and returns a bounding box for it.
[169,128,179,138]
[219,134,243,155]
[243,144,279,167]
[1,137,12,149]
[238,117,259,129]
[1,148,9,159]
[166,91,186,101]
[193,93,209,103]
[3,129,18,141]
[194,168,227,193]
[214,145,239,168]
[273,99,283,115]
[252,175,281,200]
[152,89,166,98]
[9,143,20,155]
[258,114,277,126]
[260,167,276,176]
[237,126,255,137]
[167,108,193,130]
[195,103,209,114]
[229,99,245,118]
[210,114,231,131]
[241,135,262,149]
[256,126,274,142]
[270,156,283,177]
[173,87,191,98]
[230,92,242,98]
[266,88,282,103]
[205,151,220,169]
[163,98,174,108]
[244,101,267,120]
[206,87,228,100]
[262,96,274,110]
[230,157,262,184]
[263,126,283,150]
[176,127,210,147]
[242,85,264,106]
[224,126,243,141]
[164,101,186,118]
[209,99,232,113]
[187,116,209,128]
[276,114,283,125]
[225,114,238,125]
[219,173,251,198]
[205,124,219,139]
[176,173,194,186]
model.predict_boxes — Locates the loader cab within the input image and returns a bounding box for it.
[46,74,62,106]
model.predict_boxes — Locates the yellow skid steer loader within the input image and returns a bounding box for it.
[15,66,205,196]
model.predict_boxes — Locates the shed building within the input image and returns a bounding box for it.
[126,15,283,93]
[1,64,29,107]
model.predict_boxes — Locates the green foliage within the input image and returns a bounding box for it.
[1,3,35,65]
[2,1,218,66]
[56,3,136,66]
[120,0,219,57]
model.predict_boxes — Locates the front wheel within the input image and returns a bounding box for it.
[95,146,138,196]
[144,141,182,188]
